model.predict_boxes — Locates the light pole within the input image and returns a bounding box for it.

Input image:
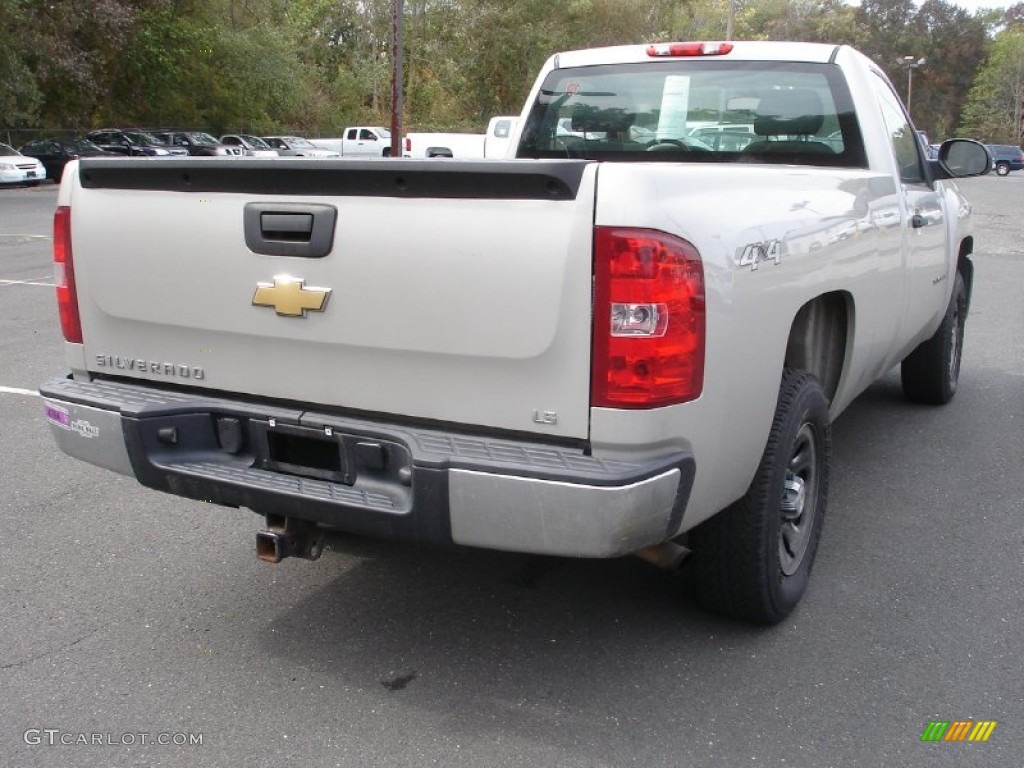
[901,55,926,112]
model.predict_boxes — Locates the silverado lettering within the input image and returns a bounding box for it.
[94,355,204,379]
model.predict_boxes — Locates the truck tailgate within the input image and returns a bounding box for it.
[68,159,596,439]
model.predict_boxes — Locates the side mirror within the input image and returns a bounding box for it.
[932,139,990,179]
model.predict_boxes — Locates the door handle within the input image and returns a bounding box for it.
[911,207,943,229]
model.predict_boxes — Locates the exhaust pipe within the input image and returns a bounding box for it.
[634,541,691,572]
[256,515,325,563]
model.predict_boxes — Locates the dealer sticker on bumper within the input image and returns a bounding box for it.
[44,402,100,438]
[44,402,71,429]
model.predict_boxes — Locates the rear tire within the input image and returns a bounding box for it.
[901,271,966,405]
[691,369,830,624]
[996,161,1010,176]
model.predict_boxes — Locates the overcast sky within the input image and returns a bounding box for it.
[951,0,1004,9]
[928,0,1007,10]
[844,0,1008,12]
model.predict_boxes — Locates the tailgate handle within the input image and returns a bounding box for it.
[262,213,313,240]
[244,203,337,258]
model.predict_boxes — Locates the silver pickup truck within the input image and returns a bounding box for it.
[41,41,990,623]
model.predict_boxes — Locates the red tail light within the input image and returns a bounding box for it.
[591,227,704,408]
[53,205,82,343]
[404,137,411,153]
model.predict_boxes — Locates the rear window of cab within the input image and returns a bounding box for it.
[516,61,866,168]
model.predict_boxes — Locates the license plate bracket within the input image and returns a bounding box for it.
[252,420,355,485]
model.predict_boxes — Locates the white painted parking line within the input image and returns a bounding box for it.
[0,234,50,239]
[0,386,39,397]
[0,279,56,287]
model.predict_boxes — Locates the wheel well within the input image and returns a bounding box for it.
[958,239,974,313]
[784,292,851,405]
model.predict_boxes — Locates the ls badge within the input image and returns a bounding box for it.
[252,275,331,317]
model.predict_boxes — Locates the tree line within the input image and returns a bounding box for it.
[1,0,1023,145]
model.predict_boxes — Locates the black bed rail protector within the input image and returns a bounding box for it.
[77,158,590,200]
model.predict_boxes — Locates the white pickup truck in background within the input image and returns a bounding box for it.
[402,130,484,158]
[308,126,393,157]
[403,115,519,158]
[483,115,518,158]
[41,41,989,623]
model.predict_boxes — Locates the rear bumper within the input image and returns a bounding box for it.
[40,376,694,558]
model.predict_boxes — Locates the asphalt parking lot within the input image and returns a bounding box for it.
[0,176,1021,767]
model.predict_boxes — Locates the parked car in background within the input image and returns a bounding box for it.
[261,136,339,157]
[18,138,116,182]
[985,144,1024,176]
[219,134,279,157]
[148,131,243,157]
[83,130,187,157]
[686,124,756,151]
[0,143,46,185]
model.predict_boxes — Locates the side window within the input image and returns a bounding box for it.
[872,74,926,184]
[359,129,375,140]
[346,129,356,140]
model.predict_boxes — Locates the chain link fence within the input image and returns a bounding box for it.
[2,128,84,149]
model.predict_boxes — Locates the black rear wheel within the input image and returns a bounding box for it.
[691,369,831,624]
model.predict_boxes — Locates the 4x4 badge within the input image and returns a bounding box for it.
[738,239,782,271]
[252,275,331,317]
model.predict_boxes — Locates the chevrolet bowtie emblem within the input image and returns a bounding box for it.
[252,276,331,317]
